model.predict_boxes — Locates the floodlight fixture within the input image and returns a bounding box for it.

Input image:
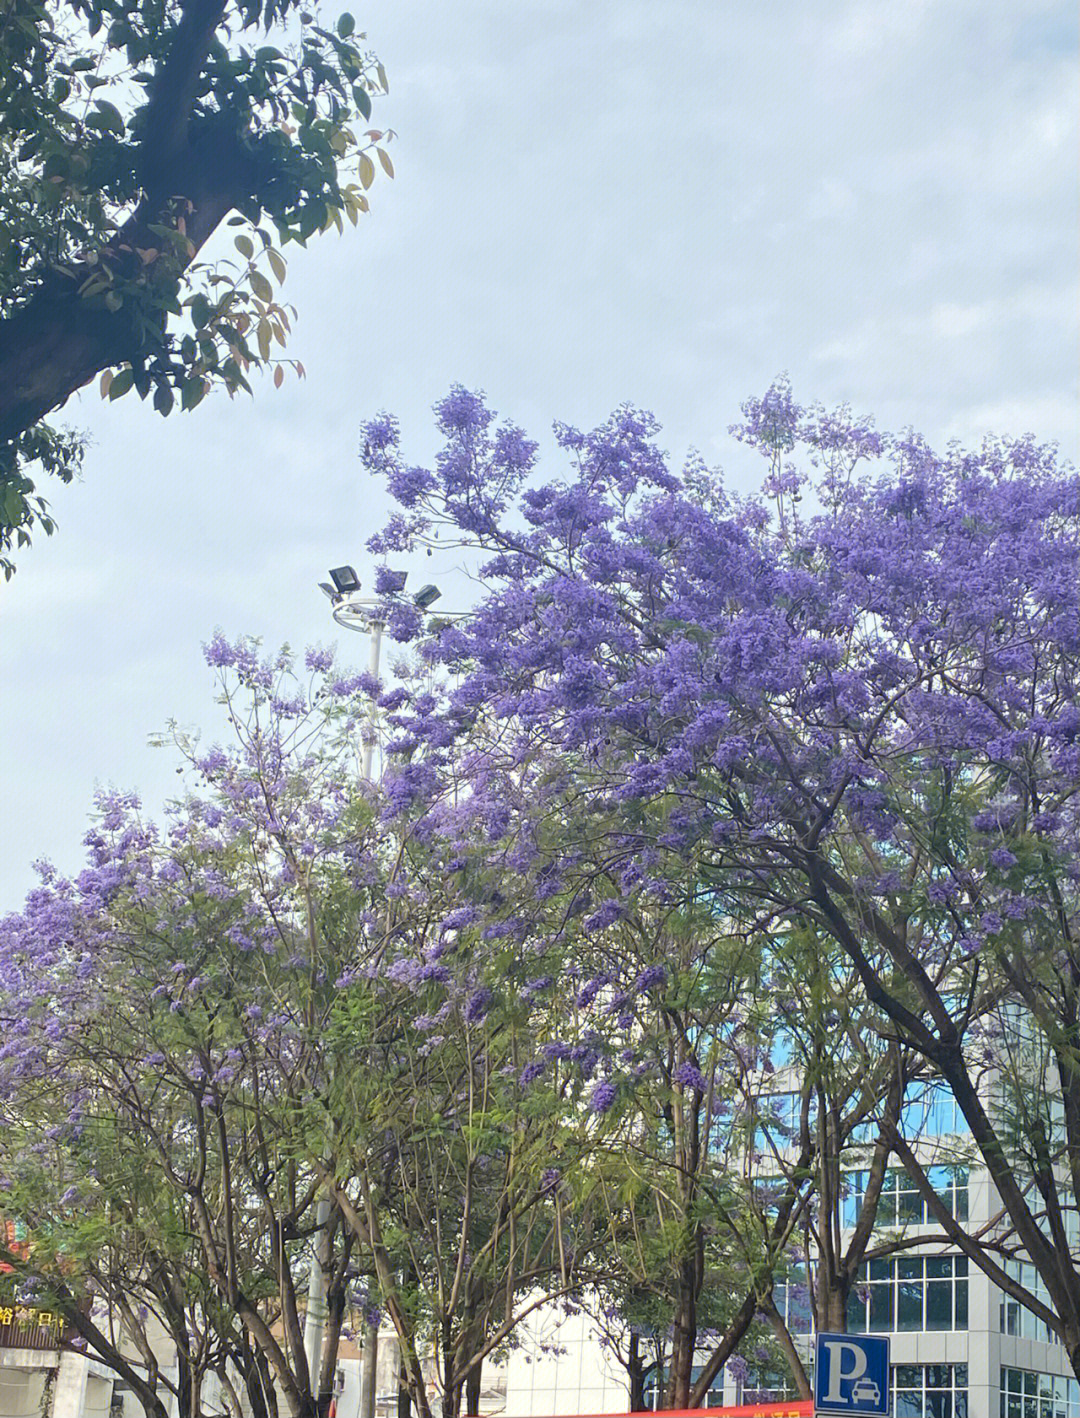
[413,584,442,610]
[382,568,408,594]
[318,582,340,602]
[329,565,360,595]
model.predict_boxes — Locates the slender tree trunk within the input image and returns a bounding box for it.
[177,1354,194,1418]
[687,1290,757,1408]
[251,1348,279,1418]
[441,1329,458,1418]
[626,1334,654,1413]
[318,1280,348,1418]
[464,1358,482,1418]
[190,1362,204,1418]
[396,1338,428,1418]
[760,1297,811,1400]
[398,1352,414,1418]
[664,1253,700,1408]
[360,1323,379,1418]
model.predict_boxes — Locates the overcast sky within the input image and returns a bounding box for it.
[1,0,1077,909]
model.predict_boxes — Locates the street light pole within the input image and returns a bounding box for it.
[361,613,384,782]
[307,568,444,1418]
[304,612,383,1416]
[357,610,382,1418]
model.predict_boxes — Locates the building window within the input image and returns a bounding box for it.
[901,1081,966,1138]
[739,1366,801,1406]
[1001,1368,1080,1418]
[843,1167,968,1228]
[754,1091,812,1147]
[847,1256,968,1332]
[774,1265,814,1335]
[895,1364,968,1418]
[848,1081,966,1147]
[642,1365,724,1410]
[1000,1261,1060,1345]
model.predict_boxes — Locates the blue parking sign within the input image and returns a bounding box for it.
[814,1333,890,1415]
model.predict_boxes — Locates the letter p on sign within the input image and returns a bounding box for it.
[813,1333,889,1416]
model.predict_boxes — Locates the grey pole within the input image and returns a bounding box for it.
[361,614,384,782]
[315,572,444,1418]
[306,598,386,1417]
[359,611,383,1418]
[303,1197,331,1394]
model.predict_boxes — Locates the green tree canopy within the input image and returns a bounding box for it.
[0,0,392,574]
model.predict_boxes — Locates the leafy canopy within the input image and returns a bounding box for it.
[0,0,392,575]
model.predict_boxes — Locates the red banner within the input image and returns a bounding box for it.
[528,1406,813,1418]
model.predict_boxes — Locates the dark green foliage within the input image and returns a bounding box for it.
[0,0,392,574]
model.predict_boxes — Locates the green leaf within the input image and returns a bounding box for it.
[336,12,354,36]
[234,234,254,259]
[353,84,371,121]
[267,249,287,283]
[90,99,125,134]
[181,377,207,411]
[250,270,273,302]
[107,367,134,400]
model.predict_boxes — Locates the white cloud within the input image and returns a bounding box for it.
[930,303,988,340]
[827,0,935,57]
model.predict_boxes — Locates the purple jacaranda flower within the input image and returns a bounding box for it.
[464,987,493,1023]
[672,1061,708,1092]
[590,1079,617,1113]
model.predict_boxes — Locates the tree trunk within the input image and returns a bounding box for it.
[177,1352,194,1418]
[395,1312,427,1415]
[687,1290,757,1408]
[360,1323,378,1418]
[318,1278,348,1418]
[626,1334,654,1413]
[247,1347,279,1418]
[816,1277,850,1335]
[440,1330,458,1418]
[464,1359,482,1418]
[664,1256,699,1408]
[761,1296,811,1400]
[398,1353,414,1418]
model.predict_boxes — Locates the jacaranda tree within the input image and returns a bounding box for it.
[0,641,388,1418]
[0,636,624,1418]
[361,382,1080,1374]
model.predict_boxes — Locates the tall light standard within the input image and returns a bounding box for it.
[318,567,443,781]
[306,567,443,1418]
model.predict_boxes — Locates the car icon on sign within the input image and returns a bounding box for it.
[850,1379,880,1404]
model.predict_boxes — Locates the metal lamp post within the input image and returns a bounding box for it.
[305,567,443,1418]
